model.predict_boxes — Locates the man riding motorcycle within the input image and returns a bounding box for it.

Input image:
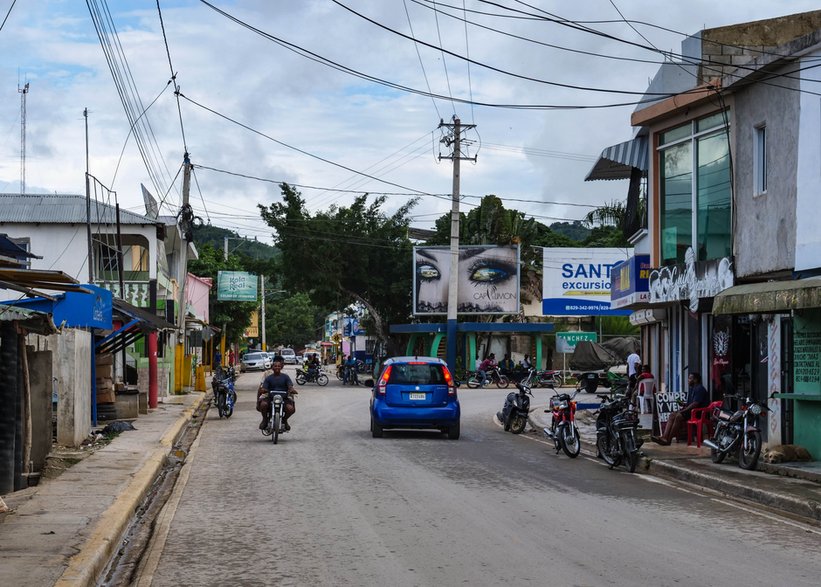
[257,355,297,431]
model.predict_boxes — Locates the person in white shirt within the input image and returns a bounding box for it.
[626,351,641,396]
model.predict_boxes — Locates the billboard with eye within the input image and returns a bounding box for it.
[413,245,520,315]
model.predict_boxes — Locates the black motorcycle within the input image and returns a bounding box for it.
[211,366,237,419]
[703,394,769,470]
[295,367,329,386]
[497,382,533,434]
[261,390,290,444]
[595,392,641,473]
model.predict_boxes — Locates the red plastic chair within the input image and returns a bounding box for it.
[686,400,723,447]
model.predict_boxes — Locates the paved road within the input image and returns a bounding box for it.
[141,368,821,587]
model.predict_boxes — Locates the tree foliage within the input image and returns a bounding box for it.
[258,184,416,343]
[265,292,322,348]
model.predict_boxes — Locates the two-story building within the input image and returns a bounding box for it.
[591,10,821,457]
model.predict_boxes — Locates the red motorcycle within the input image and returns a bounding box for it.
[543,388,581,458]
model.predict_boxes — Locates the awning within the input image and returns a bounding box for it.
[97,299,176,355]
[585,136,648,181]
[0,305,57,334]
[713,278,821,315]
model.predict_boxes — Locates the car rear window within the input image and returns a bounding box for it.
[388,363,446,385]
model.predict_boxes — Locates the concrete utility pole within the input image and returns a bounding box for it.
[438,116,476,373]
[260,275,266,351]
[19,82,28,195]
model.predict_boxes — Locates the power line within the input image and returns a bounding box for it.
[155,0,189,153]
[402,0,442,120]
[0,0,17,32]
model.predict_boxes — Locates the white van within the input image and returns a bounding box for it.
[279,348,297,364]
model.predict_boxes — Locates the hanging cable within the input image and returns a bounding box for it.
[461,0,475,124]
[156,0,189,153]
[402,0,442,120]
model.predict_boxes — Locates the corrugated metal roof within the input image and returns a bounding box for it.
[0,304,57,334]
[0,194,160,225]
[585,136,649,182]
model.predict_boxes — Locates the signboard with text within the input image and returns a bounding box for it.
[217,271,258,302]
[611,254,651,309]
[542,247,632,316]
[556,331,597,354]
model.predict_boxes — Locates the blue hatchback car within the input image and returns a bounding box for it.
[368,356,460,439]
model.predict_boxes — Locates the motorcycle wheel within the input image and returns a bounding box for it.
[317,373,329,386]
[273,411,281,444]
[561,425,581,458]
[295,373,306,385]
[738,430,762,470]
[620,432,638,473]
[597,435,617,467]
[466,376,481,389]
[216,392,225,418]
[624,451,638,473]
[496,375,510,389]
[224,391,236,418]
[509,413,527,434]
[710,446,727,463]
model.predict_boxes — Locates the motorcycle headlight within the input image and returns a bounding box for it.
[559,401,568,409]
[748,403,762,416]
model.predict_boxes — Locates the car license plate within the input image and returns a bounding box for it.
[409,392,426,400]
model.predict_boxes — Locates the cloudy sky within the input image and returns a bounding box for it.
[1,0,818,244]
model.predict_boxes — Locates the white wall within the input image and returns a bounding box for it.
[795,47,821,273]
[0,223,159,281]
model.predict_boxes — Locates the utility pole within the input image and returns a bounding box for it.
[175,153,191,393]
[260,275,266,351]
[18,82,28,195]
[222,236,228,365]
[438,116,476,373]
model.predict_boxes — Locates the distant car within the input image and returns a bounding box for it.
[367,356,460,439]
[279,348,297,364]
[240,352,272,372]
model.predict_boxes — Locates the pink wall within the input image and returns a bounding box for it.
[185,273,212,322]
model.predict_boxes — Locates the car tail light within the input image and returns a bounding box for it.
[377,366,392,395]
[443,367,457,396]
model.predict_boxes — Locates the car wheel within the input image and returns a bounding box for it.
[447,421,460,440]
[371,416,383,438]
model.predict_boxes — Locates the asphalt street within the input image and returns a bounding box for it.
[138,367,821,587]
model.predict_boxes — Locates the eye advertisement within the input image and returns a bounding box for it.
[413,245,520,315]
[542,247,632,316]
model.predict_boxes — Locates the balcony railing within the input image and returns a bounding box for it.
[96,280,151,308]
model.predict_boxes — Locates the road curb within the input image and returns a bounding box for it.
[54,392,206,587]
[644,457,821,523]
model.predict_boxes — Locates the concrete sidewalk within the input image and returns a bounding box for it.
[528,403,821,525]
[0,392,206,587]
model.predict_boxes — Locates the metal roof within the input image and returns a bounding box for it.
[585,136,649,182]
[0,304,57,334]
[0,194,160,226]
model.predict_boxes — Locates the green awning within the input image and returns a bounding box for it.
[713,278,821,315]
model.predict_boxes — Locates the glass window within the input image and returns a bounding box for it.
[658,110,731,264]
[697,132,732,261]
[661,142,692,264]
[389,364,446,385]
[754,125,767,195]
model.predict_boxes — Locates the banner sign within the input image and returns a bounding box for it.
[556,331,597,354]
[542,248,632,316]
[611,254,651,309]
[413,245,520,315]
[217,271,258,301]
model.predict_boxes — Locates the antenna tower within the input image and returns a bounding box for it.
[19,82,29,194]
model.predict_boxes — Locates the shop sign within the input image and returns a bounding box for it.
[648,247,734,311]
[611,254,650,309]
[655,388,688,429]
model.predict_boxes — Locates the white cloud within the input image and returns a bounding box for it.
[1,0,819,243]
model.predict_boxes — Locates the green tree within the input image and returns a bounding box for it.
[265,292,321,348]
[258,183,416,346]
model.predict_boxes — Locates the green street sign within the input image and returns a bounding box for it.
[556,331,597,354]
[217,271,258,301]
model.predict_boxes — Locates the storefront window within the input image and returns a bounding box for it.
[659,111,731,264]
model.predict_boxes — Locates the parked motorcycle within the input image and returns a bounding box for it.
[211,366,237,419]
[544,388,581,457]
[536,369,565,388]
[703,394,769,470]
[595,392,641,472]
[295,367,329,386]
[467,367,510,389]
[496,382,533,434]
[261,390,290,444]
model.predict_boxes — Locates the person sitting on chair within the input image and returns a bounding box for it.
[651,372,709,445]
